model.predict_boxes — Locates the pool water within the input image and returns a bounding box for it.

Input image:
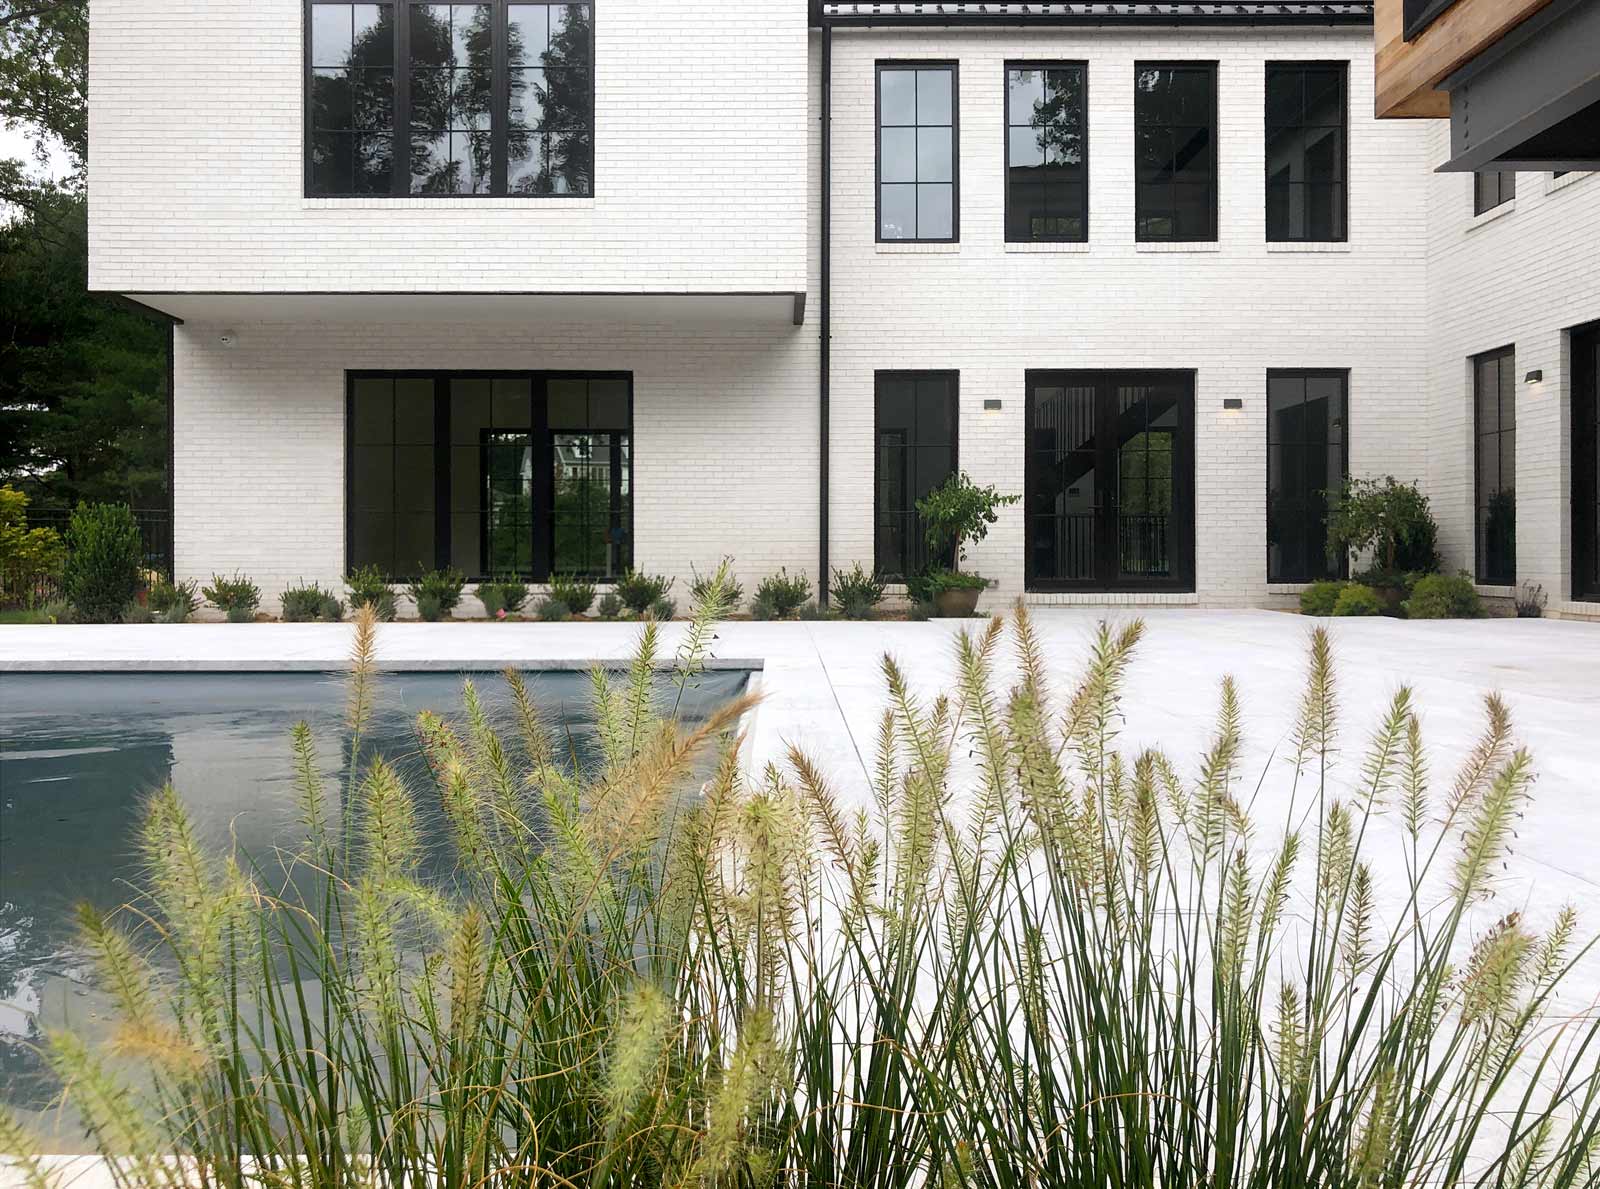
[0,667,749,1126]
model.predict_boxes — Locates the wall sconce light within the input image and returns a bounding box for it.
[983,399,1003,411]
[1223,398,1244,410]
[1525,369,1544,384]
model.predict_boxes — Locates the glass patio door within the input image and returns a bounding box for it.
[1026,370,1194,591]
[1576,322,1600,601]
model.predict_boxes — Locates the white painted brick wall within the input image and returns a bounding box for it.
[1422,121,1600,614]
[86,0,808,295]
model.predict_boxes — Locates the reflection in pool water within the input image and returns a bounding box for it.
[0,667,749,1131]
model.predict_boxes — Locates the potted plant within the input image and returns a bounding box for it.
[915,471,1020,618]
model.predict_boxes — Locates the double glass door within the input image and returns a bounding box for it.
[1026,370,1195,591]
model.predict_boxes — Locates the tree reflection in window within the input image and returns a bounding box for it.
[310,3,396,195]
[508,4,594,196]
[409,4,494,194]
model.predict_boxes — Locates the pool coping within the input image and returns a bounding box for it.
[1,657,766,673]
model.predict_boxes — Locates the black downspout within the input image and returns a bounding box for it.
[818,21,832,607]
[166,322,176,579]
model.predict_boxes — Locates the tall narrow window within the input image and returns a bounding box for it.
[1473,171,1516,214]
[549,377,632,577]
[1266,62,1347,242]
[877,64,957,242]
[1134,62,1216,242]
[349,376,439,577]
[1267,371,1348,583]
[875,372,957,578]
[1474,347,1517,586]
[306,0,592,198]
[1006,63,1087,243]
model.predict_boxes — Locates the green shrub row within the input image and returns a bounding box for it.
[1300,572,1484,620]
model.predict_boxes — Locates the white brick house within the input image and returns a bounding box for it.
[85,0,1600,614]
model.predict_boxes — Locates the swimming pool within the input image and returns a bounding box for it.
[0,667,751,1128]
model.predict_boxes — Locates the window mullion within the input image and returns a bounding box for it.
[492,0,508,194]
[394,2,410,196]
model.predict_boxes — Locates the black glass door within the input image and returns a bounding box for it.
[1026,370,1195,591]
[1576,322,1600,601]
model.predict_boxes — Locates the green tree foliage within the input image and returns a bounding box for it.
[61,500,140,621]
[1324,475,1441,575]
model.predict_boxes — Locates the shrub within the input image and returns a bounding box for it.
[478,579,529,617]
[0,485,65,607]
[407,568,466,618]
[797,600,831,621]
[147,577,199,623]
[1298,580,1347,616]
[1325,475,1441,575]
[1516,580,1547,619]
[536,596,571,622]
[281,581,343,623]
[754,568,810,618]
[62,502,142,622]
[906,600,934,622]
[916,470,1020,575]
[831,562,884,618]
[595,591,622,620]
[1332,582,1383,616]
[615,569,672,614]
[31,610,1600,1189]
[690,559,743,610]
[648,596,676,621]
[1404,572,1483,620]
[40,599,71,624]
[121,601,154,624]
[548,574,596,616]
[748,595,775,621]
[202,572,261,622]
[347,564,397,622]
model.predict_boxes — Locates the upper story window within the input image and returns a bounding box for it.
[1134,62,1216,243]
[877,63,958,242]
[1266,62,1347,242]
[307,1,593,198]
[1473,171,1516,215]
[1005,63,1087,243]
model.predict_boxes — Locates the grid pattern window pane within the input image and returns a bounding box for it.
[1265,63,1347,242]
[1267,371,1348,583]
[349,376,437,578]
[449,377,534,578]
[1134,62,1216,242]
[1115,384,1176,578]
[549,378,631,579]
[875,372,957,578]
[306,0,591,198]
[879,65,957,241]
[1473,171,1516,215]
[1026,381,1098,583]
[1474,347,1517,585]
[1006,64,1087,243]
[309,3,396,196]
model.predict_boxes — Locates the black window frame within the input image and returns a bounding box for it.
[1265,60,1348,244]
[1403,0,1457,41]
[1266,368,1350,584]
[304,0,596,199]
[1004,60,1089,244]
[1473,170,1516,215]
[1472,346,1517,587]
[1574,320,1600,601]
[875,60,960,244]
[874,370,959,580]
[345,369,632,582]
[1133,60,1217,244]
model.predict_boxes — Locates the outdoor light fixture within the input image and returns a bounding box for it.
[1223,397,1244,410]
[983,399,1003,411]
[1525,369,1544,384]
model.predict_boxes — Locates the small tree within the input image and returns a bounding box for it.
[1324,475,1440,575]
[62,502,143,622]
[917,471,1020,575]
[0,485,65,606]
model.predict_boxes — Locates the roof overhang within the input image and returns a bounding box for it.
[813,1,1374,27]
[109,290,809,328]
[1435,0,1600,171]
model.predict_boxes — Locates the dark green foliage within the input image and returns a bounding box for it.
[595,591,622,620]
[748,595,775,622]
[203,572,260,622]
[797,600,832,621]
[536,596,570,622]
[61,501,140,621]
[1325,476,1441,575]
[614,570,672,614]
[1298,580,1348,616]
[753,569,810,618]
[347,564,397,622]
[1404,573,1483,620]
[915,471,1020,572]
[406,568,466,617]
[280,582,343,623]
[121,600,153,624]
[648,596,675,621]
[1516,581,1546,619]
[906,600,935,622]
[415,592,446,622]
[477,579,528,617]
[548,574,596,616]
[147,576,198,623]
[1332,583,1383,617]
[690,560,743,610]
[831,562,884,617]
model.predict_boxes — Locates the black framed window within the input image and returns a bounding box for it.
[1134,62,1216,243]
[1266,62,1347,242]
[1473,171,1516,215]
[307,0,593,198]
[1474,347,1516,586]
[1267,371,1348,583]
[875,372,957,578]
[1403,0,1457,41]
[877,63,957,242]
[1006,63,1087,243]
[348,372,631,581]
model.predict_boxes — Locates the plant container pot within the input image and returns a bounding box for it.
[934,586,982,618]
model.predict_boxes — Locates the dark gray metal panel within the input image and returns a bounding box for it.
[817,2,1373,27]
[1441,0,1600,172]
